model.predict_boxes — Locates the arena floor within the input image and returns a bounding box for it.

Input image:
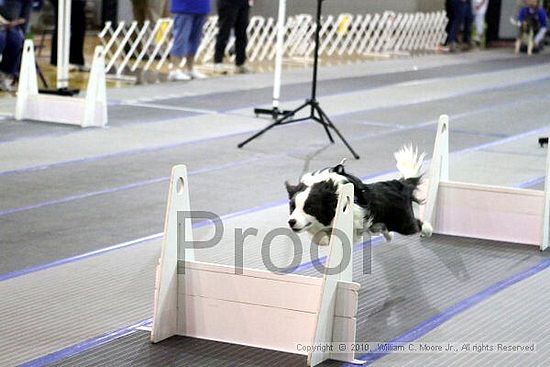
[1,48,550,366]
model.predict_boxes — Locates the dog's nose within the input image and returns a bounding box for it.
[288,219,297,228]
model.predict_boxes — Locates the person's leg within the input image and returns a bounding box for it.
[474,12,483,41]
[131,0,146,24]
[234,2,250,67]
[171,14,187,66]
[0,29,24,76]
[448,0,462,49]
[0,31,7,56]
[168,14,192,80]
[185,14,207,76]
[475,1,488,42]
[463,1,473,45]
[49,0,58,65]
[70,0,87,66]
[214,1,238,64]
[0,31,12,91]
[444,0,454,45]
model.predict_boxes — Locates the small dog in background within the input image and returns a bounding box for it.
[512,0,548,55]
[514,16,538,55]
[285,145,433,246]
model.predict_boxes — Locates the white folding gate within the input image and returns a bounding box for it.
[98,11,448,81]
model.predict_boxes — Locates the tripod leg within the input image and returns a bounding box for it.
[238,101,310,148]
[36,62,49,89]
[313,104,335,143]
[238,119,285,148]
[318,106,360,159]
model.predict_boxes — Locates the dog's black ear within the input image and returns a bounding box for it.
[331,158,347,175]
[333,164,345,175]
[285,181,305,198]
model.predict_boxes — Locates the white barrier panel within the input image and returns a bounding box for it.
[151,165,364,366]
[15,40,108,128]
[424,115,550,251]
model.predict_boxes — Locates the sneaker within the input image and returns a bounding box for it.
[234,65,250,74]
[168,69,191,81]
[188,69,207,79]
[213,63,227,75]
[0,72,13,92]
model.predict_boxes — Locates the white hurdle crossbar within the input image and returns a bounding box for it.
[15,40,108,128]
[151,165,364,366]
[424,115,550,251]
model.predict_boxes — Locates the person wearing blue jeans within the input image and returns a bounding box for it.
[448,0,473,52]
[168,0,210,81]
[0,2,26,92]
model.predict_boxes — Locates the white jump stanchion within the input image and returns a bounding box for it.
[15,40,108,128]
[152,165,364,366]
[272,0,286,113]
[424,115,549,251]
[57,0,70,89]
[253,0,293,118]
[542,141,550,251]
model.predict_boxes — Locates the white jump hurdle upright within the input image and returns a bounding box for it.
[424,115,550,251]
[15,40,108,128]
[151,165,364,366]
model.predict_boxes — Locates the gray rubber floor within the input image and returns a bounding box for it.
[1,49,550,366]
[3,57,550,274]
[46,235,549,367]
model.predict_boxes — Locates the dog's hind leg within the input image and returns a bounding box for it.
[418,219,433,238]
[370,223,393,242]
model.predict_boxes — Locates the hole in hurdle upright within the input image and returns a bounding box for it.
[423,115,550,251]
[151,165,365,366]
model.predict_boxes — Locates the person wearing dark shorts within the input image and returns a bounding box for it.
[169,0,210,81]
[214,0,252,74]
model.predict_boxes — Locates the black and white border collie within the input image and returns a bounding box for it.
[285,145,433,245]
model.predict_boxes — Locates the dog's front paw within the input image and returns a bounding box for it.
[383,231,393,242]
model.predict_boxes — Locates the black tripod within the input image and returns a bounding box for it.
[238,0,360,159]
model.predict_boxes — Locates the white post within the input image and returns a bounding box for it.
[83,46,108,128]
[15,40,39,120]
[542,140,550,251]
[151,165,195,343]
[272,0,286,111]
[57,0,71,89]
[423,115,449,228]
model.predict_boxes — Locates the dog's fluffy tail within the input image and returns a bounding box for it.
[394,144,425,179]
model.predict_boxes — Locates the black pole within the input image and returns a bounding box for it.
[311,0,322,102]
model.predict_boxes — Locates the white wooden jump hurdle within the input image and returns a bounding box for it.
[15,40,108,128]
[423,115,550,251]
[151,165,364,366]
